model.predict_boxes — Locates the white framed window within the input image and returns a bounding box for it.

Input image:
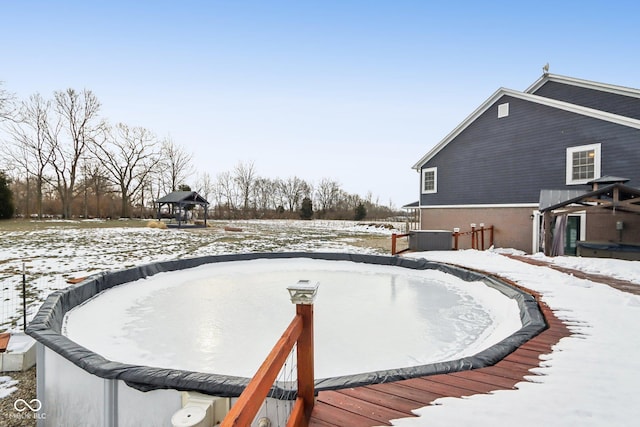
[566,143,601,185]
[421,167,437,194]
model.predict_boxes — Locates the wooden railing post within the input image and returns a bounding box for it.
[479,223,485,250]
[391,233,397,255]
[489,226,494,248]
[453,228,460,250]
[470,224,476,249]
[287,280,319,426]
[296,303,314,420]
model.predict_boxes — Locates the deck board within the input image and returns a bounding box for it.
[365,382,444,405]
[316,390,408,424]
[308,270,574,426]
[423,374,507,394]
[448,370,519,389]
[337,387,422,415]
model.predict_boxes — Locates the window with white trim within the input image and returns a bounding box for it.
[566,143,601,185]
[421,167,437,193]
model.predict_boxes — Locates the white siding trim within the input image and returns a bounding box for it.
[419,203,539,209]
[526,73,640,99]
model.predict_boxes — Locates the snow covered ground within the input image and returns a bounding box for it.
[2,220,639,426]
[394,250,640,427]
[0,219,401,330]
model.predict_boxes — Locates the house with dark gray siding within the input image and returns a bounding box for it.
[412,74,640,254]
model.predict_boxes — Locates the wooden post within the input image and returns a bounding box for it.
[470,224,476,249]
[543,211,553,256]
[287,281,319,425]
[479,224,485,250]
[296,303,314,422]
[453,228,460,250]
[489,226,494,248]
[391,233,397,255]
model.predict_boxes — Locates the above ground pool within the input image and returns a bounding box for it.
[63,258,522,379]
[27,252,546,427]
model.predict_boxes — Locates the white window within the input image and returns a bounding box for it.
[566,143,601,185]
[498,103,509,118]
[421,167,437,193]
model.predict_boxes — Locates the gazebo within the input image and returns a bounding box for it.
[156,191,209,228]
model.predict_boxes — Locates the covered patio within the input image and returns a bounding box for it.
[539,176,640,258]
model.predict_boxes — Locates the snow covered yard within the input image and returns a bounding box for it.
[0,219,399,330]
[1,219,639,426]
[395,250,640,427]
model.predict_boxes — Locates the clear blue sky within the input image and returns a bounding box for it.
[2,1,639,207]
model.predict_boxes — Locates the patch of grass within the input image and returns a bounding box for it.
[0,218,150,232]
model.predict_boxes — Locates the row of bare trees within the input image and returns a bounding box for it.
[199,164,390,220]
[0,83,398,221]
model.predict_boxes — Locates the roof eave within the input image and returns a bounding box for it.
[525,73,640,99]
[413,86,640,171]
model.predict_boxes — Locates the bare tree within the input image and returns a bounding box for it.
[90,123,160,217]
[279,176,310,213]
[233,160,256,216]
[84,160,111,218]
[315,178,341,215]
[50,88,102,218]
[217,170,238,219]
[3,94,58,218]
[160,137,194,192]
[194,171,214,203]
[0,81,18,124]
[253,177,277,216]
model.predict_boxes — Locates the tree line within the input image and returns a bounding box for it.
[0,83,399,221]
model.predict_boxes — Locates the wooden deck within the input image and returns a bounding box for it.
[308,275,572,426]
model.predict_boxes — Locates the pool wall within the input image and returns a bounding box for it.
[27,252,546,426]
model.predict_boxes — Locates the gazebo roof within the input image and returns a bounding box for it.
[157,191,209,205]
[539,183,640,214]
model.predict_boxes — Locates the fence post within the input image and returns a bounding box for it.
[287,281,319,422]
[22,262,27,331]
[489,226,494,248]
[470,224,476,249]
[453,228,460,250]
[479,223,485,251]
[391,234,397,255]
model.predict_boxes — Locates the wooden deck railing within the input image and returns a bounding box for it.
[453,224,494,250]
[391,233,411,255]
[393,225,494,254]
[220,281,318,427]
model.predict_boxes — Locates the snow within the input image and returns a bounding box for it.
[63,258,522,379]
[0,219,404,330]
[392,249,640,427]
[2,220,640,425]
[5,333,35,353]
[0,376,19,399]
